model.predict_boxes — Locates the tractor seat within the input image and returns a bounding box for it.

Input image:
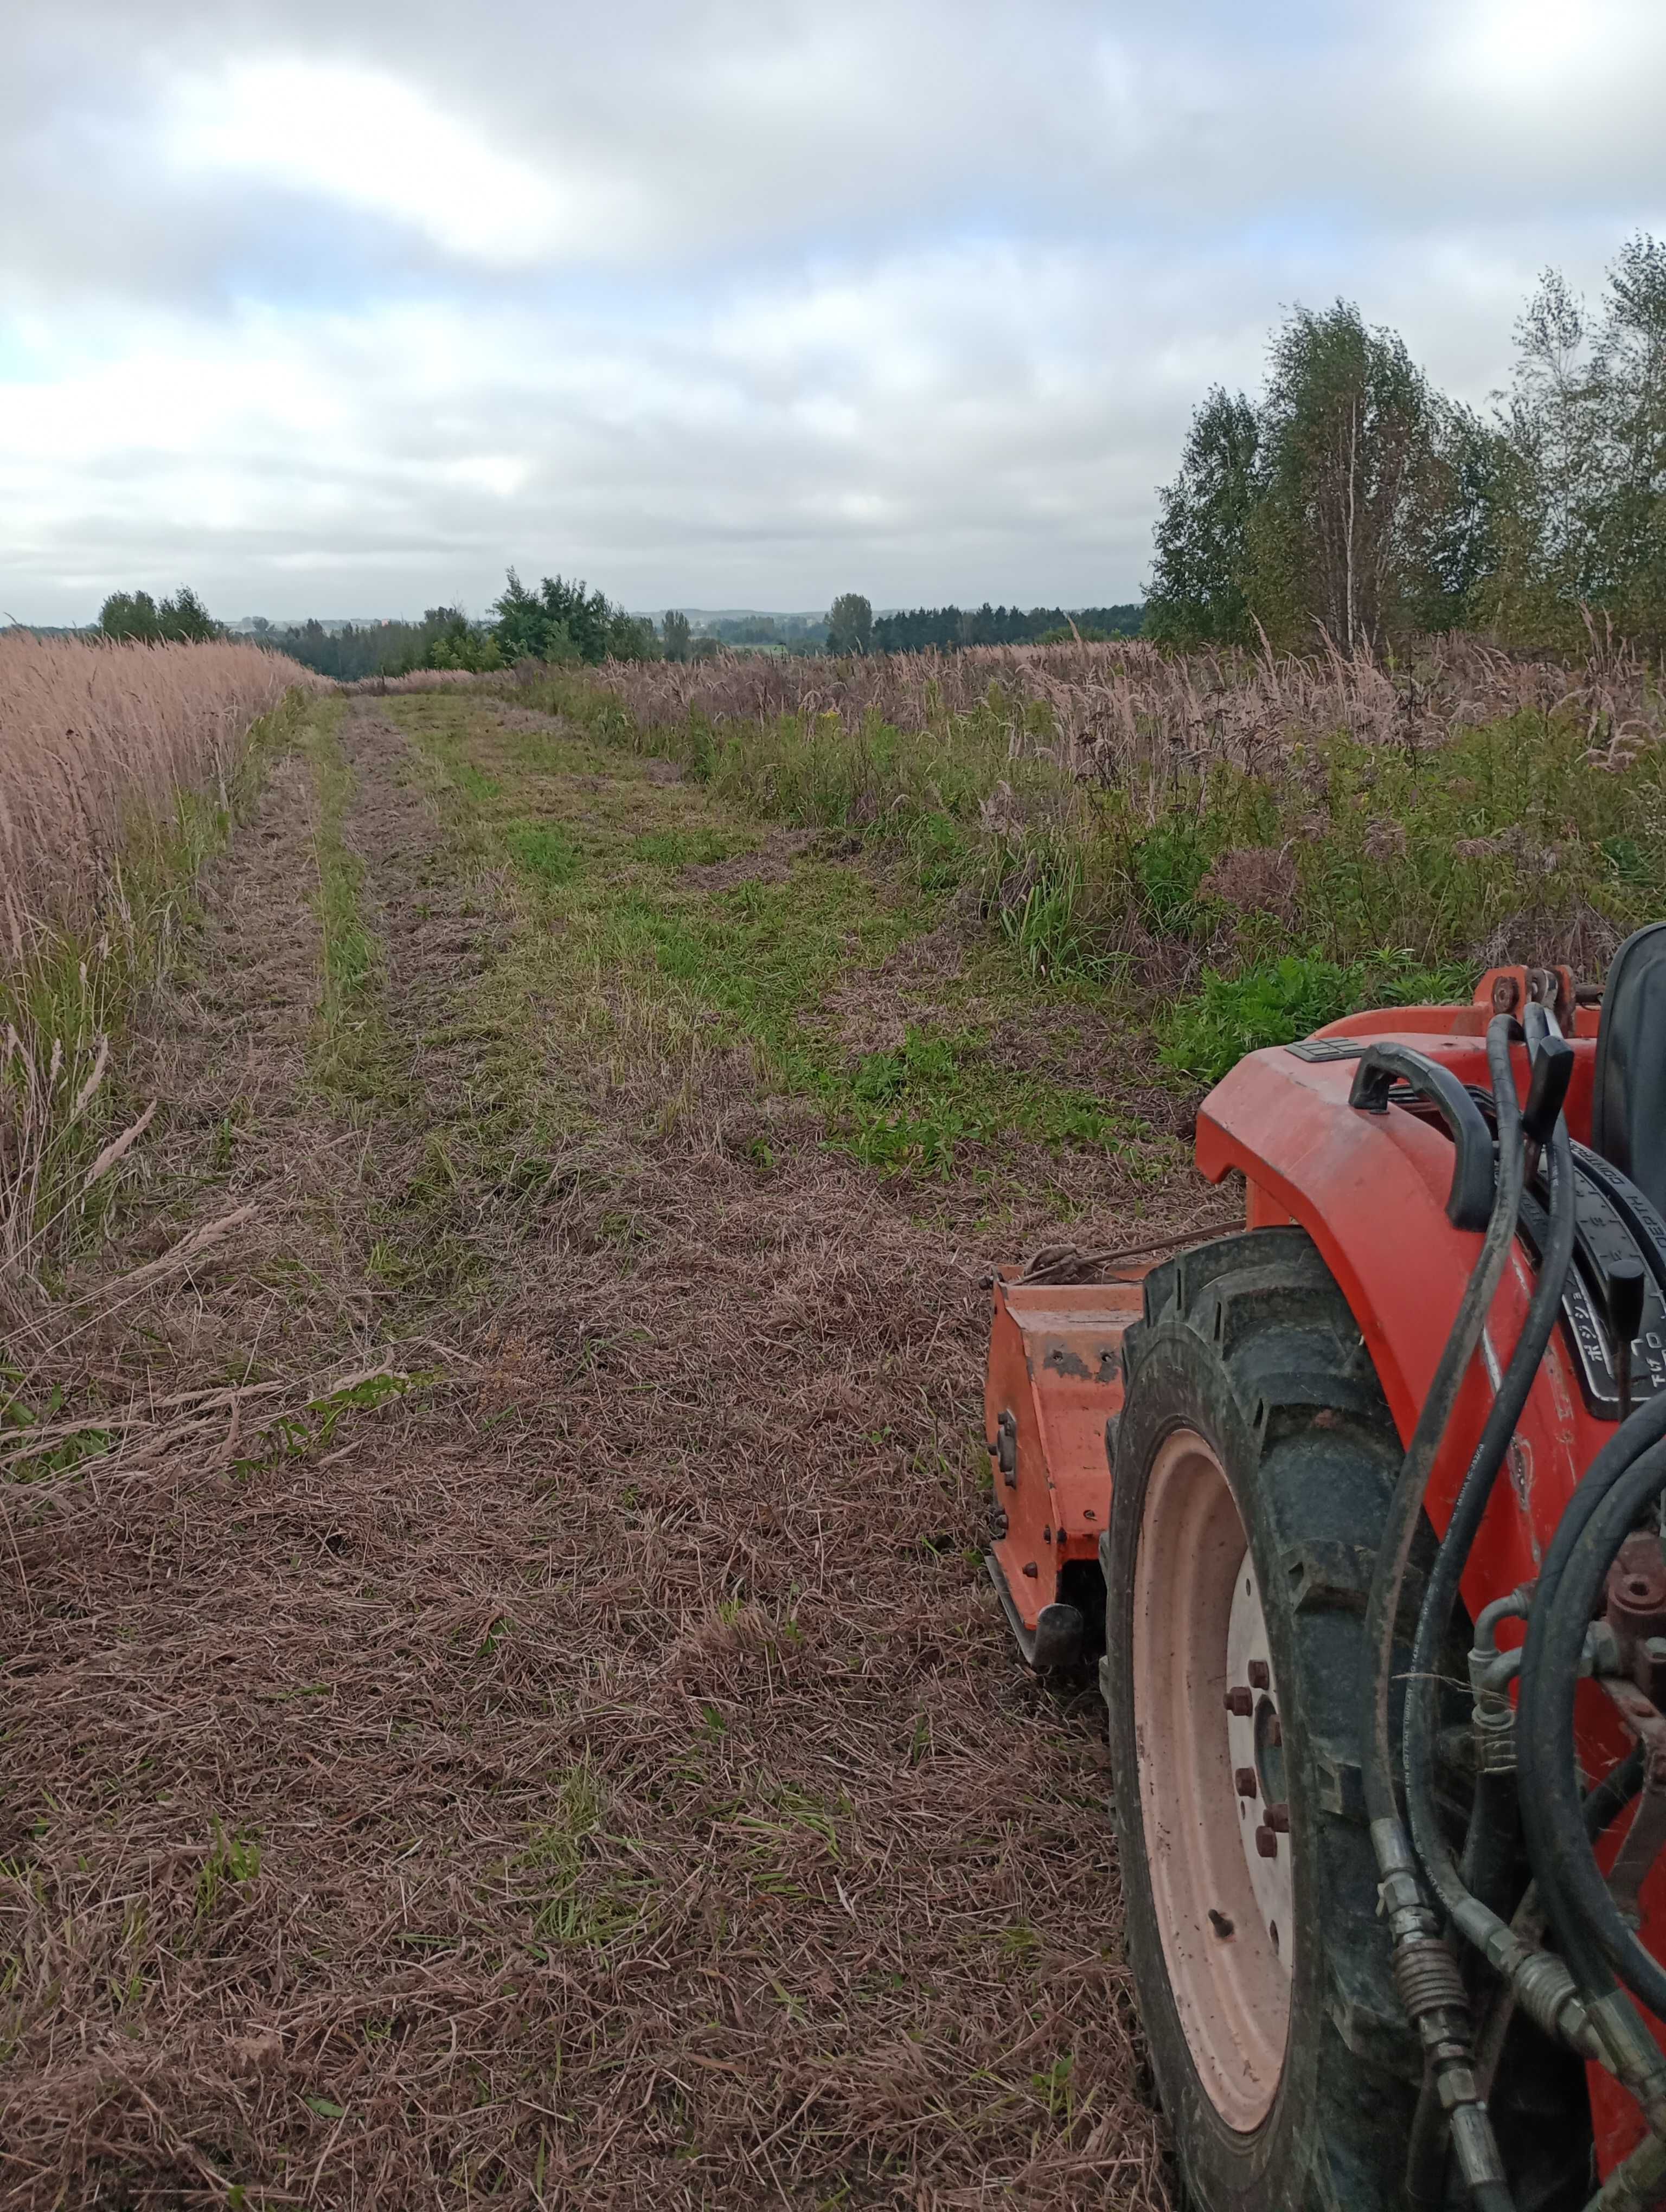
[1593,922,1666,1220]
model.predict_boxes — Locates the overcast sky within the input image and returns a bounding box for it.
[4,1,1664,625]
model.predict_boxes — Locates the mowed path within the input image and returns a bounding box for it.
[3,693,1206,2210]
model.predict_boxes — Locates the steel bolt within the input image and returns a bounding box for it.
[1266,1801,1291,1834]
[1248,1660,1270,1690]
[1255,1824,1278,1859]
[1234,1766,1258,1798]
[1224,1687,1254,1717]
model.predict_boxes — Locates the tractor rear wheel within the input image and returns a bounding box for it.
[1104,1226,1419,2210]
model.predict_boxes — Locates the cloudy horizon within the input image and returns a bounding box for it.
[5,0,1664,627]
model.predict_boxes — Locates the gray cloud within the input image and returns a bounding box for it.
[3,0,1664,621]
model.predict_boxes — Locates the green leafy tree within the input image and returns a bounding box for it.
[662,609,693,661]
[98,590,161,642]
[158,586,220,641]
[1143,388,1261,644]
[1591,234,1666,641]
[605,609,661,661]
[1246,303,1445,651]
[490,569,647,665]
[98,586,221,644]
[826,593,873,655]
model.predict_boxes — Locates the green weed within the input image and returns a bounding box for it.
[196,1818,261,1919]
[231,1368,431,1480]
[519,1761,648,1950]
[523,670,1666,1071]
[1161,952,1472,1084]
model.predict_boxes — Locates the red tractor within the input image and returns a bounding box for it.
[984,929,1666,2209]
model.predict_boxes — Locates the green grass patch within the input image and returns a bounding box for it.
[840,1023,1139,1176]
[517,1761,651,1951]
[502,821,580,888]
[299,708,407,1110]
[1161,952,1473,1084]
[385,692,1160,1188]
[629,827,738,869]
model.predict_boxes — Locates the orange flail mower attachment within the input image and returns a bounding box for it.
[983,1269,1146,1667]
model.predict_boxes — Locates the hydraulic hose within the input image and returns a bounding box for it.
[1515,1381,1666,2042]
[1519,1436,1666,2022]
[1363,1019,1532,2210]
[1404,1100,1575,1934]
[1408,1756,1651,2210]
[1364,1018,1534,1834]
[1586,1744,1646,1842]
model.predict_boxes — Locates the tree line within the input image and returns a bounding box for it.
[1144,232,1666,653]
[869,601,1144,652]
[92,579,1154,675]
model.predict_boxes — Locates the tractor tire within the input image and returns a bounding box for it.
[1104,1226,1420,2211]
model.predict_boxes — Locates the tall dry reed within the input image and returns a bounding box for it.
[0,633,317,954]
[585,629,1666,782]
[532,629,1666,1046]
[1,635,322,1318]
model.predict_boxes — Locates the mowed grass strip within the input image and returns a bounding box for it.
[298,702,405,1111]
[386,691,1172,1189]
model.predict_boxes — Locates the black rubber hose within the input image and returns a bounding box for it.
[1363,1020,1535,1828]
[1407,1751,1651,2211]
[1520,1437,1666,2016]
[1405,1107,1576,1917]
[1517,1398,1666,1998]
[1586,1744,1646,1841]
[1460,1770,1526,1922]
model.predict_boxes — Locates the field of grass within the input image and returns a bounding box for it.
[545,631,1666,1078]
[5,631,1662,2209]
[1,677,1193,2211]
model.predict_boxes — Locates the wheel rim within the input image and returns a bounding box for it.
[1131,1426,1293,2133]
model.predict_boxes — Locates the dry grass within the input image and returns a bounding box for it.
[0,634,320,951]
[589,627,1666,780]
[335,668,482,696]
[0,635,322,1325]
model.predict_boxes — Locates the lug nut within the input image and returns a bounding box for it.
[1266,1801,1290,1834]
[1255,1824,1278,1858]
[1266,1715,1282,1747]
[1248,1660,1270,1690]
[1234,1767,1258,1798]
[1224,1687,1254,1716]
